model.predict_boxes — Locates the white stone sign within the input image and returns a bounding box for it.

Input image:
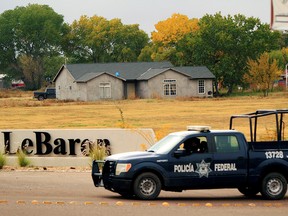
[0,128,156,166]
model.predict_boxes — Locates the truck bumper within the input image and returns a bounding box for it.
[103,177,132,193]
[91,160,104,187]
[91,160,132,193]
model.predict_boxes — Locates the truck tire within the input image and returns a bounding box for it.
[38,95,44,101]
[238,187,259,197]
[261,172,287,200]
[133,172,161,200]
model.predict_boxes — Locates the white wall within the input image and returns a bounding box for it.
[138,70,214,98]
[55,68,81,100]
[85,74,124,101]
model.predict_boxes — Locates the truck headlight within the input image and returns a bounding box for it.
[115,163,132,176]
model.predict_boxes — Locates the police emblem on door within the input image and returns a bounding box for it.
[195,160,212,178]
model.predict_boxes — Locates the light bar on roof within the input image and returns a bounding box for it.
[187,126,211,132]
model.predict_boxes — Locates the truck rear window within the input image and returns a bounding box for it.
[214,135,240,153]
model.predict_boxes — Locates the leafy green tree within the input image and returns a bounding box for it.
[138,45,153,62]
[269,49,285,69]
[281,47,288,70]
[171,33,197,66]
[245,52,281,97]
[192,13,281,95]
[0,4,65,89]
[43,56,66,85]
[19,55,43,89]
[63,15,149,63]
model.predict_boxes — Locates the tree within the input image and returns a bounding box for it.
[137,44,153,62]
[172,32,197,66]
[63,15,149,63]
[0,4,65,89]
[192,13,282,95]
[19,55,43,89]
[43,56,66,85]
[269,48,288,72]
[281,47,288,70]
[151,13,199,45]
[150,13,199,65]
[245,52,281,97]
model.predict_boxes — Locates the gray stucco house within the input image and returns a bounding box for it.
[0,74,5,89]
[53,62,215,101]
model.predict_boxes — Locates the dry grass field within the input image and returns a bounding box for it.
[0,90,287,140]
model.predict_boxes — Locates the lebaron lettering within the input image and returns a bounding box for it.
[35,132,53,155]
[2,131,11,153]
[53,138,67,155]
[21,138,33,154]
[1,131,111,157]
[69,138,81,155]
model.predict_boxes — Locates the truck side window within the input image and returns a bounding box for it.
[182,136,208,154]
[214,135,240,153]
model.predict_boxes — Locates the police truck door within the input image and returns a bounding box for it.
[168,136,214,189]
[212,134,247,187]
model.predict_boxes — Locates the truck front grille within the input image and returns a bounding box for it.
[102,160,116,176]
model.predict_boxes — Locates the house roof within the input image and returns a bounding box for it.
[137,68,190,80]
[53,62,173,82]
[172,66,215,79]
[137,68,169,80]
[53,62,215,82]
[76,72,126,83]
[137,66,215,80]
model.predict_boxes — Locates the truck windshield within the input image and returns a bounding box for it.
[147,135,183,154]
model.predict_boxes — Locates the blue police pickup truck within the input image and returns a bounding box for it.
[92,109,288,200]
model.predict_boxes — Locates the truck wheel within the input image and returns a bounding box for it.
[133,172,161,200]
[38,95,44,101]
[261,172,287,200]
[238,187,259,197]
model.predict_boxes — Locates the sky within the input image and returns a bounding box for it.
[0,0,271,35]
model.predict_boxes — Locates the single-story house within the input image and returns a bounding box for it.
[0,74,5,89]
[53,62,215,101]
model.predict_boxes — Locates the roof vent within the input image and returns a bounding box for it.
[187,126,211,132]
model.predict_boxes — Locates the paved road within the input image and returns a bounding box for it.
[0,169,287,216]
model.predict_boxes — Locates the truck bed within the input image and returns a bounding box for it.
[250,141,288,150]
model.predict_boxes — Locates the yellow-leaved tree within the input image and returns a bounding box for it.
[245,52,281,97]
[151,13,199,45]
[149,13,199,62]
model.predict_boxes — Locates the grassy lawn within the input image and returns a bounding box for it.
[0,90,287,140]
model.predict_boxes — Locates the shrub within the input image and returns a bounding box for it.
[16,149,31,167]
[89,143,106,161]
[87,140,107,170]
[0,152,7,169]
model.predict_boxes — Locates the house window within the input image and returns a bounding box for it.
[99,82,111,99]
[198,80,205,94]
[163,79,176,96]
